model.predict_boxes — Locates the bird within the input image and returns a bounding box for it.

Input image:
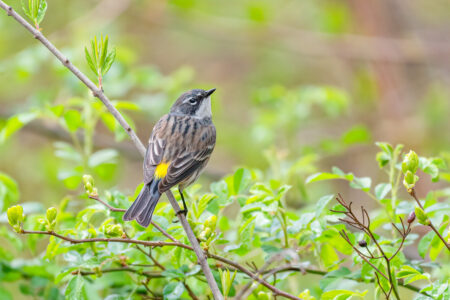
[123,88,217,227]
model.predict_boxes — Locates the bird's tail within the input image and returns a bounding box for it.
[123,179,161,227]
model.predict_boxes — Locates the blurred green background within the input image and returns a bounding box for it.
[1,0,449,205]
[0,0,449,298]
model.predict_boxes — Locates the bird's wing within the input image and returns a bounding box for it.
[143,116,168,184]
[158,124,216,192]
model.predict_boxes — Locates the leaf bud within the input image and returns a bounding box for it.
[204,215,217,230]
[46,207,57,224]
[402,150,419,174]
[82,174,95,194]
[407,211,416,224]
[414,206,429,226]
[7,205,24,233]
[403,170,419,191]
[105,224,123,237]
[257,291,271,300]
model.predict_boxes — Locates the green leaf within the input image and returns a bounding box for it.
[320,243,339,269]
[322,289,367,300]
[349,177,371,192]
[100,35,109,71]
[239,215,256,245]
[65,274,88,300]
[163,282,184,300]
[232,168,252,195]
[0,112,37,143]
[0,172,19,212]
[63,110,82,132]
[315,194,334,218]
[88,149,118,168]
[306,172,342,183]
[341,125,371,145]
[102,48,116,76]
[36,0,47,24]
[374,183,391,200]
[397,265,430,285]
[85,47,97,76]
[418,231,434,258]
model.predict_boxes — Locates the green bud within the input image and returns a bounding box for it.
[82,174,94,186]
[7,205,24,232]
[82,175,95,194]
[46,207,57,224]
[204,215,217,230]
[298,289,316,300]
[105,224,123,237]
[415,206,430,226]
[403,170,419,191]
[257,291,270,300]
[402,150,419,174]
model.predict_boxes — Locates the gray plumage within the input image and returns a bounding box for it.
[123,88,216,227]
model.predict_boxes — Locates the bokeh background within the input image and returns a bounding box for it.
[0,0,449,298]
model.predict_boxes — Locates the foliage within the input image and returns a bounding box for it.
[0,1,449,299]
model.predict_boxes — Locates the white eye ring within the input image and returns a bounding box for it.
[188,98,197,105]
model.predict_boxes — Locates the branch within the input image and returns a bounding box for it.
[333,194,404,300]
[88,195,300,300]
[74,267,163,278]
[409,188,450,251]
[0,2,223,298]
[263,266,427,296]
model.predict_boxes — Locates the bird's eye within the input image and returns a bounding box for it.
[188,98,197,105]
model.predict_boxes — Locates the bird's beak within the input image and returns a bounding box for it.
[205,88,216,97]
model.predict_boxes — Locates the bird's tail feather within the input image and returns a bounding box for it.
[123,179,161,227]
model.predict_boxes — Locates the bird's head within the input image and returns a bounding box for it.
[170,88,216,118]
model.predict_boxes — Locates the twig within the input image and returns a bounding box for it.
[261,266,426,296]
[19,229,300,300]
[333,194,407,300]
[0,2,223,298]
[88,194,300,299]
[409,189,450,251]
[88,195,178,242]
[74,267,163,278]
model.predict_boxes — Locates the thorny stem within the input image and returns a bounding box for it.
[0,3,224,297]
[409,188,450,251]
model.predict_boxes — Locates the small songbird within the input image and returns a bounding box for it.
[123,88,217,227]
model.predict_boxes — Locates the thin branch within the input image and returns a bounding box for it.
[262,266,427,296]
[88,194,299,299]
[0,3,223,298]
[409,188,450,251]
[74,267,163,278]
[88,195,178,242]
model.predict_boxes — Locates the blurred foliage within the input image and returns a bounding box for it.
[0,0,449,299]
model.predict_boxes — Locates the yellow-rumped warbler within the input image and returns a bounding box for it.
[123,88,216,227]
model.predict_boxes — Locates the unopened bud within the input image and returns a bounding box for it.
[358,240,367,247]
[46,207,57,224]
[407,211,416,224]
[7,205,24,233]
[402,150,419,174]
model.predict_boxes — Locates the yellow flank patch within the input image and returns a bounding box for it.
[154,162,169,179]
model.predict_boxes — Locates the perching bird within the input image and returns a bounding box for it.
[123,88,217,227]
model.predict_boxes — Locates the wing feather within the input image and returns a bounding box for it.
[143,114,216,190]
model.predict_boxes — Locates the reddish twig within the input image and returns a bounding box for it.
[409,189,450,251]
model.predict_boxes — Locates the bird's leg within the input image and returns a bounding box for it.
[177,187,188,216]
